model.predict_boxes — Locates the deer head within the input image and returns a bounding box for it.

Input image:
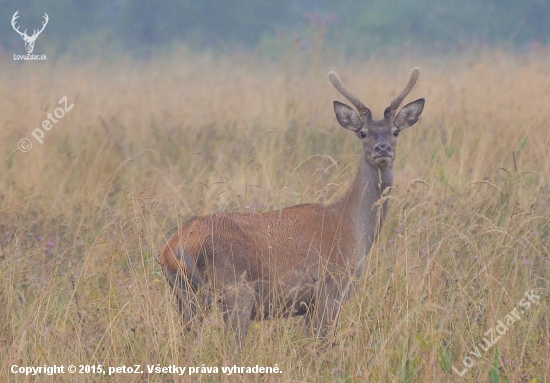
[329,68,425,169]
[11,11,49,54]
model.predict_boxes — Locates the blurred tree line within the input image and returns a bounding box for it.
[1,0,549,56]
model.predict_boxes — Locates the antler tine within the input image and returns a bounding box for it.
[33,13,49,37]
[11,11,26,37]
[328,71,372,121]
[384,67,420,119]
[11,10,19,24]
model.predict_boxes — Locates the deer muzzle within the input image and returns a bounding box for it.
[373,143,394,164]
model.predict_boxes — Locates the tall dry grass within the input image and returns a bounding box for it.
[0,47,549,382]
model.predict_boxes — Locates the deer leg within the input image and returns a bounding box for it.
[222,283,255,350]
[302,303,315,336]
[163,264,200,330]
[311,274,345,339]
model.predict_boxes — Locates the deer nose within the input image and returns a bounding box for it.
[374,143,392,157]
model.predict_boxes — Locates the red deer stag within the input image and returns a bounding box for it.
[157,68,425,348]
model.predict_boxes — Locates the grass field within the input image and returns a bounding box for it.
[1,47,549,382]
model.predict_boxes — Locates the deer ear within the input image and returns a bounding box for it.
[394,99,425,130]
[333,101,362,132]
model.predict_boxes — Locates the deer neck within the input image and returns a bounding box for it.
[336,153,393,276]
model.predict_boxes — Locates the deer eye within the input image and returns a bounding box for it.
[359,131,367,139]
[393,130,400,137]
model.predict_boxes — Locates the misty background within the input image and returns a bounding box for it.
[1,0,549,58]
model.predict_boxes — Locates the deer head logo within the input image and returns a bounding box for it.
[11,11,49,54]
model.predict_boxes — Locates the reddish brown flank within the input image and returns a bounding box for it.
[157,68,425,348]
